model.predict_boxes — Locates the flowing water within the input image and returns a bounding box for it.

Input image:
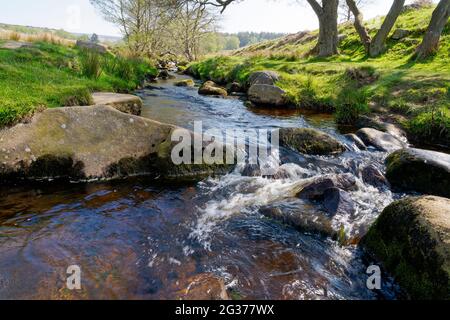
[0,74,402,300]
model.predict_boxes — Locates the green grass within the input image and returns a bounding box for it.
[0,42,157,127]
[190,6,450,147]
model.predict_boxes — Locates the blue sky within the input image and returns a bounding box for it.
[0,0,429,36]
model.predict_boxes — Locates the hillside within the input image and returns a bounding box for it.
[0,41,156,127]
[190,6,450,149]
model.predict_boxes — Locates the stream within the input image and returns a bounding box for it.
[0,74,402,300]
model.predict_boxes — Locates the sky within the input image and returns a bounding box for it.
[0,0,430,36]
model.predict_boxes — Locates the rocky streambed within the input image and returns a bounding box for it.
[0,72,449,300]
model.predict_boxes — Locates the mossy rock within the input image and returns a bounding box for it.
[386,148,450,198]
[174,79,195,87]
[0,105,231,182]
[279,128,346,156]
[362,196,450,300]
[198,81,227,97]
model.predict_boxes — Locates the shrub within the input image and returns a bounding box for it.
[79,49,102,79]
[114,56,134,81]
[298,77,319,108]
[335,87,369,124]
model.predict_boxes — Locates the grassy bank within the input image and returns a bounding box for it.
[189,6,450,148]
[0,42,157,127]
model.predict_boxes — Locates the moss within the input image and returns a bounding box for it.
[279,128,345,155]
[362,198,450,299]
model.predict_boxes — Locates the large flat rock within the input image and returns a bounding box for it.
[92,92,143,115]
[0,105,230,181]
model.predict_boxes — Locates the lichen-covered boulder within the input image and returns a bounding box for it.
[356,128,406,152]
[92,92,142,116]
[0,106,231,182]
[386,148,450,198]
[279,128,346,155]
[198,81,228,97]
[362,196,450,300]
[248,84,287,106]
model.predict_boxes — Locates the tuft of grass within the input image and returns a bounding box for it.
[79,49,103,79]
[335,87,369,125]
[406,107,450,148]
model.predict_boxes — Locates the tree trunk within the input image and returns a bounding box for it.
[415,0,450,60]
[311,0,339,57]
[369,0,405,57]
[346,0,372,52]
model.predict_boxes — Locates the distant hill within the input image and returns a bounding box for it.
[0,23,122,43]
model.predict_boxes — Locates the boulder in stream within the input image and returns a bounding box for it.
[158,69,175,80]
[322,187,356,216]
[386,148,450,198]
[174,79,195,87]
[361,165,389,189]
[296,173,357,217]
[344,133,367,150]
[198,81,228,97]
[279,128,346,156]
[227,82,244,94]
[356,128,406,152]
[297,173,357,199]
[0,105,232,182]
[260,204,338,239]
[248,84,287,107]
[362,196,450,299]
